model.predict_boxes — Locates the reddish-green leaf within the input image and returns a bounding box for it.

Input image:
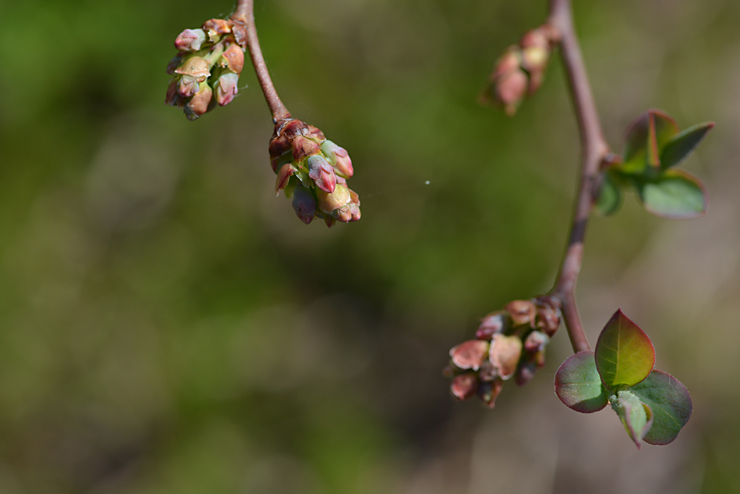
[630,370,692,445]
[637,169,707,219]
[595,310,655,388]
[554,351,608,413]
[611,390,654,449]
[660,122,714,170]
[622,110,679,173]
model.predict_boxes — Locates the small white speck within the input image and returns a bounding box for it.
[425,180,431,185]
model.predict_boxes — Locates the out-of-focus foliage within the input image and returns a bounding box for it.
[1,0,740,492]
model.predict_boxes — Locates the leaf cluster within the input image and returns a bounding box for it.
[554,310,692,448]
[596,110,713,219]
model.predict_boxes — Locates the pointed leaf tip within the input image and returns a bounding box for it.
[660,121,715,170]
[595,310,655,388]
[554,351,609,413]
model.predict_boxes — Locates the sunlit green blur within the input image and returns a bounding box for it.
[1,0,739,492]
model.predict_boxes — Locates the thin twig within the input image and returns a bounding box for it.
[232,0,291,122]
[548,0,609,353]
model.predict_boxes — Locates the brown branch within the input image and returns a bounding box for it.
[548,0,609,353]
[232,0,291,122]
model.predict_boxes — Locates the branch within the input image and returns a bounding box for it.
[548,0,609,353]
[232,0,291,121]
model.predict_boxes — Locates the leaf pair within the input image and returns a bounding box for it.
[554,310,692,448]
[596,110,713,219]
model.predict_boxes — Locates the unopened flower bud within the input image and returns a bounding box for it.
[292,186,317,224]
[478,378,503,408]
[536,305,560,336]
[321,140,354,178]
[317,184,350,214]
[165,80,185,107]
[214,71,239,106]
[476,311,507,340]
[275,164,297,194]
[505,300,537,327]
[451,373,479,401]
[523,330,549,353]
[175,28,207,51]
[220,44,245,74]
[185,82,213,120]
[496,69,528,116]
[166,53,185,75]
[515,360,537,387]
[175,56,210,81]
[307,155,337,194]
[178,74,200,98]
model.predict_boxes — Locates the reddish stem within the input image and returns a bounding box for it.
[233,0,291,121]
[548,0,609,353]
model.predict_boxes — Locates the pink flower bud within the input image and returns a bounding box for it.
[202,18,232,41]
[184,83,213,120]
[505,300,537,327]
[178,75,200,97]
[292,186,316,224]
[320,140,354,178]
[476,311,507,340]
[489,334,522,381]
[451,373,479,401]
[175,29,207,51]
[523,331,549,353]
[220,44,245,74]
[214,72,239,106]
[307,155,336,193]
[275,164,297,195]
[496,69,528,116]
[165,80,185,107]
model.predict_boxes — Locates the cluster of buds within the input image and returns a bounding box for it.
[480,24,559,115]
[444,295,561,408]
[165,18,247,120]
[270,119,361,226]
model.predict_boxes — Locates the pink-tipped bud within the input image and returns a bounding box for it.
[175,29,207,51]
[451,373,479,401]
[320,140,353,178]
[523,331,549,353]
[489,334,522,381]
[307,155,337,193]
[292,186,317,224]
[214,72,239,106]
[476,311,507,340]
[275,164,297,195]
[496,69,528,116]
[317,184,350,214]
[505,300,537,327]
[220,44,245,74]
[184,83,213,120]
[178,75,200,97]
[293,136,321,162]
[175,56,210,81]
[493,47,522,79]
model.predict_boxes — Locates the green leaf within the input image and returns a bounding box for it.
[611,390,654,448]
[595,310,655,388]
[660,122,714,170]
[636,169,707,219]
[621,110,679,174]
[554,351,609,413]
[595,172,622,216]
[631,370,693,445]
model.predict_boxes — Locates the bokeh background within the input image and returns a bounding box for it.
[1,0,739,492]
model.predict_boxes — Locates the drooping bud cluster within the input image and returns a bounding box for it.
[269,118,361,226]
[480,24,559,116]
[165,18,247,120]
[444,295,561,408]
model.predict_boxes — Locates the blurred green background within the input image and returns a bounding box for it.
[1,0,739,492]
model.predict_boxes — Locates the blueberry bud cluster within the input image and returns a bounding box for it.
[270,119,361,227]
[480,25,558,116]
[165,18,247,120]
[444,296,561,408]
